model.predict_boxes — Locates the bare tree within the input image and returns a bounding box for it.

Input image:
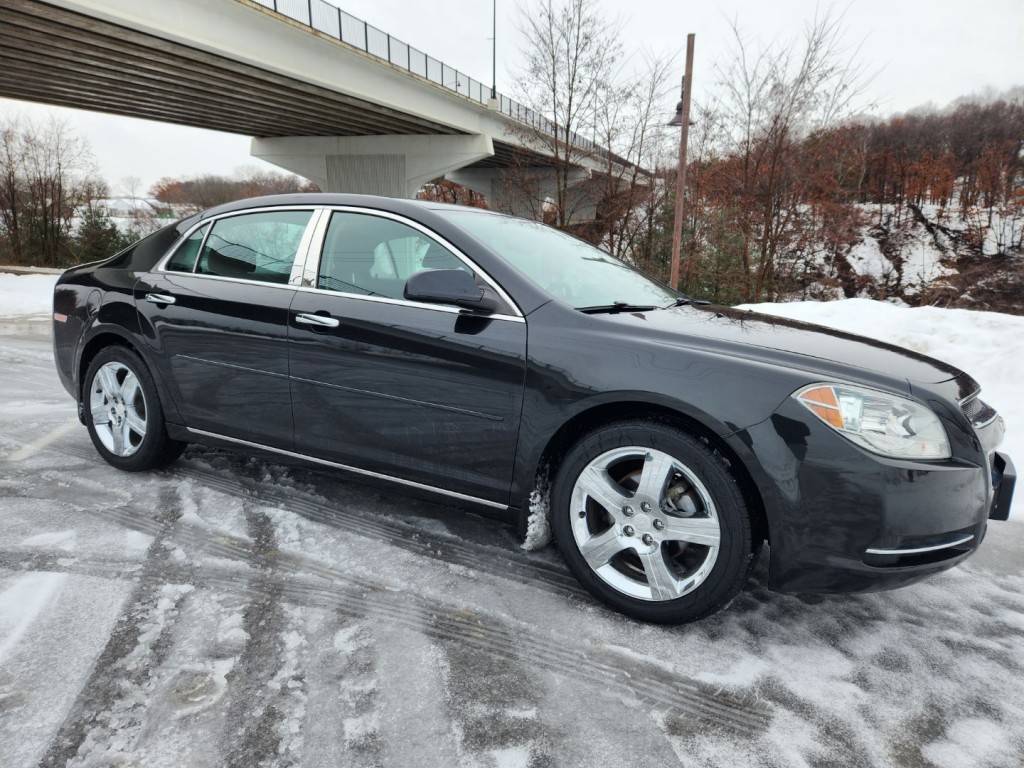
[508,0,625,227]
[587,52,676,257]
[0,115,97,267]
[709,7,872,300]
[150,169,318,212]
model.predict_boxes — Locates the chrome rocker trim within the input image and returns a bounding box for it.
[185,427,508,511]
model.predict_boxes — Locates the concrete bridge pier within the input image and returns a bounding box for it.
[446,166,596,223]
[251,134,494,199]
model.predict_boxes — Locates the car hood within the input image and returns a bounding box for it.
[607,304,964,387]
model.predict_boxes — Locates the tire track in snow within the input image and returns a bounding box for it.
[216,503,305,768]
[14,442,773,736]
[432,613,557,767]
[19,431,581,599]
[35,487,192,768]
[300,613,385,768]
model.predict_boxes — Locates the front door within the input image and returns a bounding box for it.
[287,209,528,505]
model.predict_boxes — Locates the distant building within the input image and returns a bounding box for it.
[89,197,174,218]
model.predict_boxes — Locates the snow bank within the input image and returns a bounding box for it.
[0,273,60,317]
[741,298,1023,519]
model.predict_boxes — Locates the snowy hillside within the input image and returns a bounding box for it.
[814,203,1023,315]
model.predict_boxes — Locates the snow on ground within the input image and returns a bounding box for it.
[0,273,60,317]
[847,229,894,281]
[1,279,1023,766]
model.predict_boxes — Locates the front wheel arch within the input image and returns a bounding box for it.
[524,401,769,549]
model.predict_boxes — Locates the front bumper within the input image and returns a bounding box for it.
[738,400,1012,594]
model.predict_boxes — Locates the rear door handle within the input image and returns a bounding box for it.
[295,312,340,328]
[145,293,176,305]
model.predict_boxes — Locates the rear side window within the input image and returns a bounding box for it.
[166,224,209,272]
[196,210,313,284]
[318,212,468,300]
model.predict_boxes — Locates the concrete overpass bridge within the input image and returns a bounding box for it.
[0,0,638,218]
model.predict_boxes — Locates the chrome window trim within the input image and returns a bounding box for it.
[291,284,524,323]
[865,534,974,556]
[154,271,302,293]
[306,205,524,319]
[186,426,508,511]
[155,205,322,284]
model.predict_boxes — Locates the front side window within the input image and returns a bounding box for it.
[195,210,312,284]
[317,212,469,300]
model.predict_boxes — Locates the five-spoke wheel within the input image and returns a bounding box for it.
[84,346,184,471]
[552,422,754,623]
[89,360,148,457]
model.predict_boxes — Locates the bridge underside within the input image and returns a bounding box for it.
[0,0,552,165]
[1,0,612,219]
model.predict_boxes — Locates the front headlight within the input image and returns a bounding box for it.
[793,383,951,460]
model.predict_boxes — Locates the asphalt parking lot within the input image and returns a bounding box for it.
[2,316,1023,768]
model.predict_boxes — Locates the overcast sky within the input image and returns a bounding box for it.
[1,0,1019,195]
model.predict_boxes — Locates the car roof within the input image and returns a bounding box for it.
[195,193,497,219]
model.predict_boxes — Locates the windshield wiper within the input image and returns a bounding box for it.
[577,302,657,315]
[664,296,711,308]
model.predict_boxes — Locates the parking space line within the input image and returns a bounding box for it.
[5,418,81,462]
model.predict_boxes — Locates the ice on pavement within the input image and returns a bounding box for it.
[2,275,1023,766]
[0,572,67,663]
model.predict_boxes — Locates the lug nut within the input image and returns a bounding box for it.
[578,510,586,518]
[622,505,635,517]
[640,501,652,513]
[623,525,635,537]
[642,534,654,546]
[653,519,665,531]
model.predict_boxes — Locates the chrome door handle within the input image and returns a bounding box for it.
[145,293,176,304]
[295,312,340,328]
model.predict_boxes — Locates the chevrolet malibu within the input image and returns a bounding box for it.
[52,194,1015,623]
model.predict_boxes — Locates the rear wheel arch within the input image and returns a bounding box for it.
[82,345,184,470]
[525,401,769,549]
[77,331,136,403]
[76,329,180,426]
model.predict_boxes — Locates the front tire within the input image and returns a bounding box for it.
[84,346,184,471]
[551,421,753,624]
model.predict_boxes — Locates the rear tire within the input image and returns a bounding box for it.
[551,420,753,624]
[83,346,184,471]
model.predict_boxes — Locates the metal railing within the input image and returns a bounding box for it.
[248,0,598,153]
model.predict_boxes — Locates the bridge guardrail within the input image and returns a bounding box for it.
[250,0,598,154]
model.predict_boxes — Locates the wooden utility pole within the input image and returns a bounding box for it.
[669,33,695,291]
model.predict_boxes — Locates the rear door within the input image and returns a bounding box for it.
[287,208,528,505]
[134,207,318,448]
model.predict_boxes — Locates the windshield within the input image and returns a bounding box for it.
[440,210,678,309]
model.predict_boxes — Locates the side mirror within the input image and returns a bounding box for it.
[404,269,498,312]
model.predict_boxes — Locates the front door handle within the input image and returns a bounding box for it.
[145,293,176,305]
[295,312,340,328]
